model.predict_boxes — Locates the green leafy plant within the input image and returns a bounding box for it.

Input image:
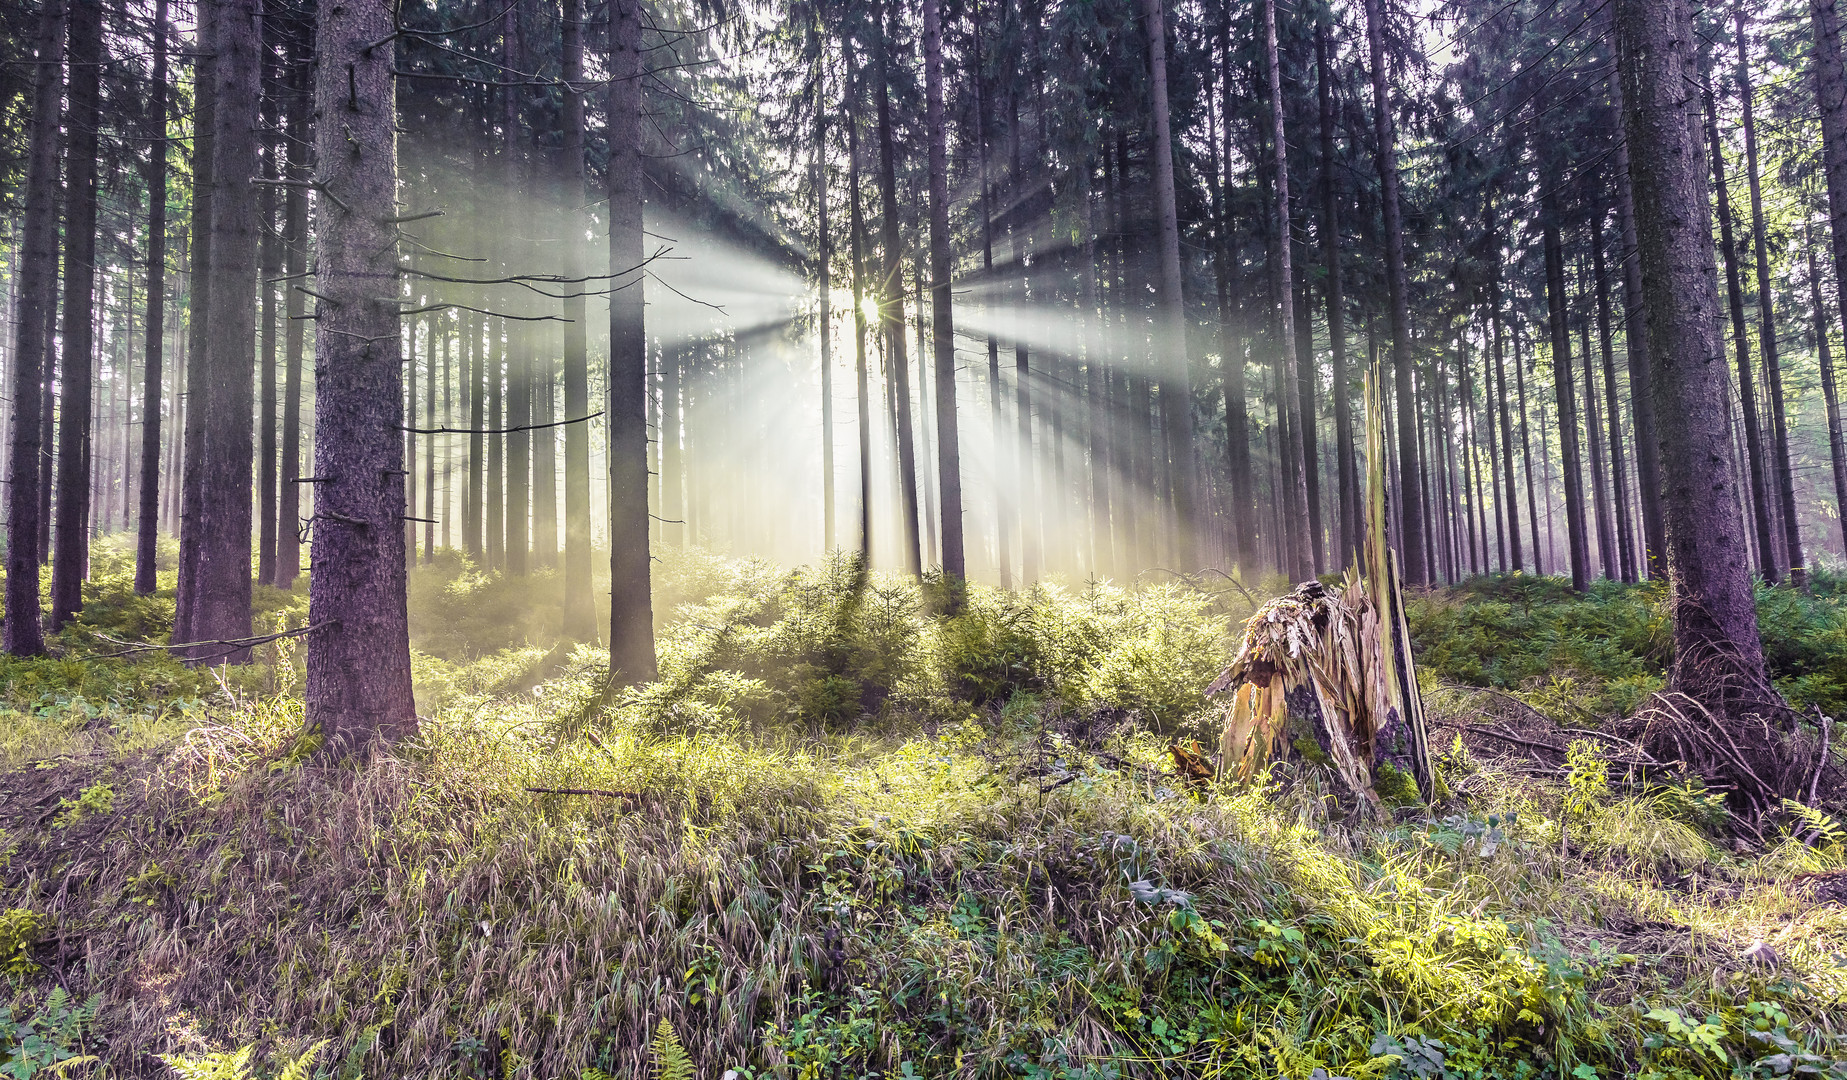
[0,988,100,1079]
[651,1020,692,1080]
[1564,741,1608,819]
[51,783,112,829]
[0,910,40,977]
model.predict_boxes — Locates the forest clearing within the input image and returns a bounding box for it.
[4,0,1847,1072]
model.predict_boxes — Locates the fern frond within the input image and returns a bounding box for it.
[276,1039,330,1080]
[651,1018,694,1080]
[1784,798,1846,846]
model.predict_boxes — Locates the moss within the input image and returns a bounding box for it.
[1372,759,1421,806]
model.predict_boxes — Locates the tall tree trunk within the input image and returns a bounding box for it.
[487,329,504,568]
[561,0,595,637]
[50,0,102,631]
[5,0,64,655]
[278,24,309,592]
[1610,71,1667,578]
[1736,9,1805,585]
[1813,0,1847,544]
[814,38,836,554]
[923,0,965,594]
[1812,229,1847,556]
[975,17,1011,586]
[466,315,484,561]
[1513,324,1544,572]
[135,0,169,597]
[1593,221,1639,581]
[848,80,873,567]
[1615,0,1773,717]
[257,34,280,587]
[1542,201,1591,591]
[177,0,260,660]
[1579,264,1616,581]
[1318,22,1356,566]
[503,9,529,577]
[607,0,657,683]
[1143,0,1199,567]
[305,0,415,745]
[875,19,923,579]
[1362,0,1424,582]
[1706,87,1779,582]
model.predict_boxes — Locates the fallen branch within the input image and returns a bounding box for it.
[92,622,331,660]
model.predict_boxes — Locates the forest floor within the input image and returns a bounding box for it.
[2,540,1847,1079]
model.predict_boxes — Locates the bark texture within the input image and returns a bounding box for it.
[607,0,658,684]
[1615,0,1772,709]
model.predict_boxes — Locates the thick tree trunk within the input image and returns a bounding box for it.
[304,0,416,744]
[1141,0,1198,567]
[923,0,965,592]
[1611,73,1667,578]
[5,0,64,655]
[561,0,595,638]
[177,0,260,660]
[1615,0,1772,712]
[135,0,170,597]
[1706,88,1779,582]
[607,0,657,684]
[50,0,102,631]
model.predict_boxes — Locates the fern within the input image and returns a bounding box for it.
[276,1040,329,1080]
[1784,798,1846,848]
[650,1019,693,1080]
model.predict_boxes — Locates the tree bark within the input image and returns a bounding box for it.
[1542,200,1591,591]
[1736,9,1805,586]
[1615,0,1772,712]
[1812,230,1847,557]
[5,0,64,655]
[923,0,966,593]
[875,18,922,579]
[1706,87,1779,582]
[1318,22,1357,567]
[50,0,102,631]
[814,35,836,555]
[1593,220,1639,582]
[177,0,260,660]
[1142,0,1199,568]
[135,0,170,597]
[561,0,595,638]
[305,0,416,744]
[848,72,873,568]
[1362,0,1424,582]
[1610,71,1668,579]
[607,0,657,683]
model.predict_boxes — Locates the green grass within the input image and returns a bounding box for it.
[1,555,1844,1078]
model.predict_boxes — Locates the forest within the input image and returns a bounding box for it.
[3,0,1847,1072]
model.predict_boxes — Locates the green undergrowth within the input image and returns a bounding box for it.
[1,555,1846,1077]
[1407,570,1847,722]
